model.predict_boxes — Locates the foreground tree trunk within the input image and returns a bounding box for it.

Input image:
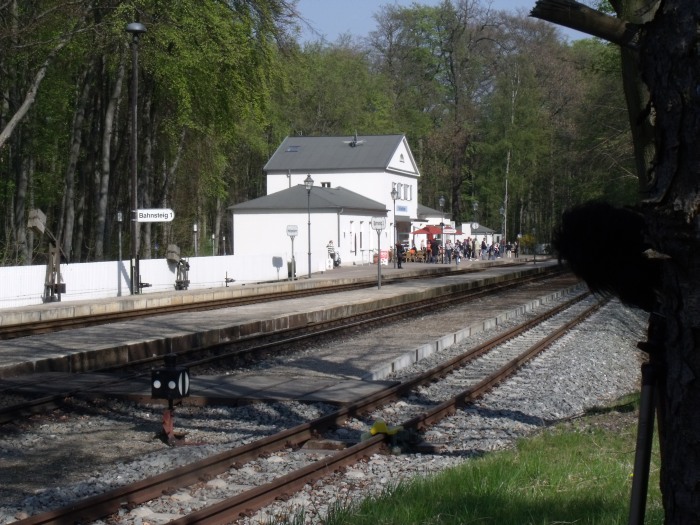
[534,0,700,521]
[640,2,700,520]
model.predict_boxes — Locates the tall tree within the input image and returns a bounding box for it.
[369,1,501,223]
[534,0,700,521]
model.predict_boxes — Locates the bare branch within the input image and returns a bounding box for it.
[0,3,91,151]
[531,0,641,49]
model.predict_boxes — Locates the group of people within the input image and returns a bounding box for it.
[397,237,520,265]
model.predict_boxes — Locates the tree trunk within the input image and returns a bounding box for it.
[534,0,700,521]
[95,58,125,261]
[639,1,700,520]
[61,66,94,261]
[141,92,154,259]
[14,153,29,264]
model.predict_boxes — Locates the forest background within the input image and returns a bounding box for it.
[0,0,631,266]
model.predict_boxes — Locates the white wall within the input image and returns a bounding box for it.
[0,253,302,310]
[267,170,418,226]
[231,209,395,270]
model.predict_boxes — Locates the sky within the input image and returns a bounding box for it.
[295,0,586,43]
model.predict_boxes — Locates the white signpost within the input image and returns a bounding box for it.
[136,208,175,222]
[371,217,386,289]
[286,225,298,281]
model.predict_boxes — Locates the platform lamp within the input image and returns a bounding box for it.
[193,223,198,256]
[439,195,445,263]
[391,187,398,268]
[117,211,123,263]
[125,21,146,295]
[304,174,314,278]
[499,206,505,246]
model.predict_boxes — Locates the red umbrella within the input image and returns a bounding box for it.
[411,225,443,236]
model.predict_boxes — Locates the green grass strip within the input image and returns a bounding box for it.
[321,394,662,525]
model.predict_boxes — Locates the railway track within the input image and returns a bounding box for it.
[0,269,572,425]
[0,264,505,341]
[11,291,603,525]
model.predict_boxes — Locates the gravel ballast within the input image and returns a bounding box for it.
[0,298,648,525]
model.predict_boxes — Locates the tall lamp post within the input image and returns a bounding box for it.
[499,206,505,248]
[117,212,123,263]
[304,174,314,278]
[193,223,198,256]
[126,22,146,295]
[391,187,398,268]
[439,196,445,263]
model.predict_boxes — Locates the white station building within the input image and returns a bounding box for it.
[230,134,491,276]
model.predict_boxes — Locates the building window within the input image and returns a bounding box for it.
[321,182,330,188]
[285,145,300,152]
[400,154,405,163]
[397,183,402,200]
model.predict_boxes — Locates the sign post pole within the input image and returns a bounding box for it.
[371,217,386,290]
[287,225,298,281]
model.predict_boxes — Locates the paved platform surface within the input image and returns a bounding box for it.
[0,258,566,404]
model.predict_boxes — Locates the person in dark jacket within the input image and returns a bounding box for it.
[395,243,404,268]
[430,239,440,263]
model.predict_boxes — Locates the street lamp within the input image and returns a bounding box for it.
[193,223,198,256]
[212,233,215,256]
[117,211,123,263]
[391,187,398,268]
[439,196,445,263]
[125,21,146,295]
[499,206,505,245]
[304,174,314,278]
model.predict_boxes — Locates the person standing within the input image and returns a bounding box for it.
[395,243,404,268]
[431,238,440,263]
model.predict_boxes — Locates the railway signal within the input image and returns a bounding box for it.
[151,353,190,399]
[151,353,190,445]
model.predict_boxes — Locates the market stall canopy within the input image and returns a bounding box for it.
[411,225,463,236]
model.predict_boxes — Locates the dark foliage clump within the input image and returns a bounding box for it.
[551,201,659,312]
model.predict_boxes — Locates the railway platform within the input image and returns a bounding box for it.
[0,257,572,405]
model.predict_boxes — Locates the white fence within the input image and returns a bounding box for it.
[0,250,320,310]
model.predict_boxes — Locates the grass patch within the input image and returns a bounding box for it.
[318,394,662,525]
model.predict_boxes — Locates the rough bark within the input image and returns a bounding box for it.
[639,1,700,521]
[535,0,700,521]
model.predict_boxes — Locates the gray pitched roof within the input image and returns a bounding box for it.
[263,135,406,172]
[230,185,388,215]
[417,203,442,218]
[472,225,495,234]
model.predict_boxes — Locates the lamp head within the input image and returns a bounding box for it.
[439,196,445,208]
[125,22,147,35]
[391,188,398,201]
[304,174,314,191]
